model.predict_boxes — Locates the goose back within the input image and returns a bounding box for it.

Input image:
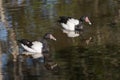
[58,16,92,31]
[18,39,43,53]
[58,16,80,31]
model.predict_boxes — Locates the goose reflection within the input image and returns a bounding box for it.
[62,29,93,45]
[18,33,59,72]
[62,29,82,38]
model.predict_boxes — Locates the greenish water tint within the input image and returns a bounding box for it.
[56,45,120,80]
[0,0,120,80]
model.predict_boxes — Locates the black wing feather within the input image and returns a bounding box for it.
[58,16,71,24]
[18,39,33,48]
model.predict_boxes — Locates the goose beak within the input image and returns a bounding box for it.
[85,17,92,25]
[88,22,92,25]
[50,35,57,41]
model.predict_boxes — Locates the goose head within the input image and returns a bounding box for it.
[79,16,92,25]
[43,33,56,41]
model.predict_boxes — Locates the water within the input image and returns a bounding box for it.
[0,0,120,80]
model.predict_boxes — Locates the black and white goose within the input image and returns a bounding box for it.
[18,33,56,58]
[18,33,59,71]
[58,16,92,31]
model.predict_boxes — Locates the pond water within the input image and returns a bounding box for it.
[0,0,120,80]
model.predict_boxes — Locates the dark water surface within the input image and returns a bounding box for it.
[0,0,120,80]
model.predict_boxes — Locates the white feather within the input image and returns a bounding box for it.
[69,18,79,25]
[62,29,79,37]
[21,41,43,53]
[21,44,36,53]
[31,41,43,53]
[61,18,79,31]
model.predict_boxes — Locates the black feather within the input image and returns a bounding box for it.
[58,16,71,24]
[18,39,32,48]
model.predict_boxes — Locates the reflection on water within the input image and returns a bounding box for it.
[0,53,9,80]
[1,54,8,71]
[0,0,120,80]
[62,29,80,38]
[0,22,8,41]
[41,0,58,19]
[56,45,120,80]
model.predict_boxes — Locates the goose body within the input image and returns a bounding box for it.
[61,18,79,31]
[62,29,80,38]
[18,33,59,71]
[20,40,43,54]
[58,16,92,31]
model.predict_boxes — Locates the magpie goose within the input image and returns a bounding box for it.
[18,33,56,57]
[58,16,92,31]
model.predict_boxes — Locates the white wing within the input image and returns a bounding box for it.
[69,18,79,25]
[21,41,43,53]
[21,44,36,53]
[61,18,79,31]
[31,41,43,53]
